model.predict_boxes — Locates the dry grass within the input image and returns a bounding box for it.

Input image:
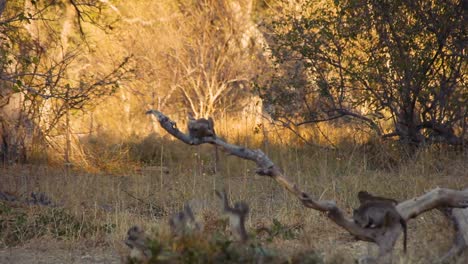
[1,114,467,262]
[1,131,467,263]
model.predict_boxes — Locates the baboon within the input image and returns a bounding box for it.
[187,112,220,173]
[124,226,152,262]
[358,191,398,206]
[353,192,407,253]
[169,204,200,236]
[187,113,216,140]
[215,190,249,242]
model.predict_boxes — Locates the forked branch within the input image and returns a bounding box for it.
[147,110,468,263]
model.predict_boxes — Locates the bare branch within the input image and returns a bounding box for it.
[398,188,468,220]
[148,110,468,262]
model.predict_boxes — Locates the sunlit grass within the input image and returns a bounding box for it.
[1,125,466,263]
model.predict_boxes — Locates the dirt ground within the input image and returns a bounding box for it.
[0,240,120,264]
[0,248,119,264]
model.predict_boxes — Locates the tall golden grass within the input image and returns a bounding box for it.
[1,113,467,262]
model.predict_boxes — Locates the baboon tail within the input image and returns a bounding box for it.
[400,218,407,253]
[213,145,219,173]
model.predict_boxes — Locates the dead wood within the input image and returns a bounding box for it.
[146,110,468,263]
[436,198,468,263]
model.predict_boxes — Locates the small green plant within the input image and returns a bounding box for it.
[102,223,117,234]
[289,250,324,264]
[0,202,101,247]
[266,218,303,242]
[124,229,322,264]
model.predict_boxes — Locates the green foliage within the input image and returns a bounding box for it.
[268,218,303,241]
[0,202,113,247]
[125,230,318,264]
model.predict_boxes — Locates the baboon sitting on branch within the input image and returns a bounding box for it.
[187,113,216,142]
[187,113,220,173]
[354,191,407,254]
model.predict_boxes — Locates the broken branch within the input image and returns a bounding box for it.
[147,110,468,262]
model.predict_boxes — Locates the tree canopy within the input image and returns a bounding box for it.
[260,0,467,146]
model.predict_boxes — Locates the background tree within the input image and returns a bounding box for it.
[99,0,265,141]
[259,0,467,147]
[167,0,262,118]
[0,0,131,163]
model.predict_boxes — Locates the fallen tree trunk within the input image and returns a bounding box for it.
[147,110,468,263]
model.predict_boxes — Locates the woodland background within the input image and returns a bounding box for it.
[0,0,466,263]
